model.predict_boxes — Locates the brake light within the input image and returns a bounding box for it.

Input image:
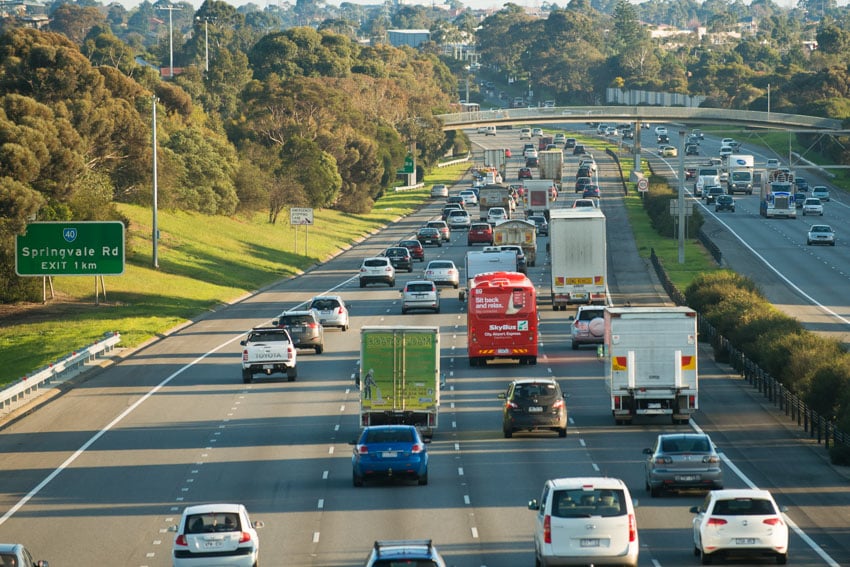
[357,444,368,454]
[239,531,252,543]
[386,266,393,272]
[628,513,636,542]
[543,515,552,544]
[242,350,248,362]
[613,396,621,407]
[707,517,727,526]
[337,307,344,314]
[552,399,565,410]
[175,534,188,547]
[307,323,317,329]
[506,401,519,410]
[410,444,424,454]
[689,395,696,407]
[763,517,784,526]
[703,455,720,464]
[655,457,673,464]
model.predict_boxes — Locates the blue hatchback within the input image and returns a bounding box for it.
[351,425,430,487]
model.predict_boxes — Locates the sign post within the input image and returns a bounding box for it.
[290,208,314,256]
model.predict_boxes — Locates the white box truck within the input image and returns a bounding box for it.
[522,179,557,218]
[604,307,699,425]
[725,154,755,194]
[538,149,564,181]
[460,247,518,300]
[548,208,607,309]
[358,326,441,438]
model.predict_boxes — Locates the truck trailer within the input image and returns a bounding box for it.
[725,154,755,194]
[604,307,699,425]
[548,208,607,309]
[538,149,564,181]
[358,326,441,437]
[522,180,558,218]
[493,219,537,267]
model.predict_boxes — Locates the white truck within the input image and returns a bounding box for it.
[522,179,557,218]
[460,247,518,300]
[358,326,441,437]
[484,148,507,180]
[694,165,720,197]
[548,208,607,309]
[240,327,297,383]
[538,149,564,181]
[604,306,699,425]
[760,179,797,219]
[493,219,537,267]
[725,154,755,194]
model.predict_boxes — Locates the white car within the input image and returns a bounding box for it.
[655,126,668,137]
[446,208,472,229]
[811,185,830,201]
[0,543,48,567]
[520,128,532,139]
[801,197,824,216]
[807,224,835,246]
[765,158,781,169]
[532,127,544,137]
[529,477,639,567]
[720,137,735,146]
[430,184,448,198]
[400,280,440,314]
[359,257,396,287]
[719,145,733,158]
[553,133,566,145]
[459,189,478,206]
[172,503,264,567]
[424,259,459,289]
[487,207,508,225]
[691,489,788,565]
[572,198,597,208]
[308,295,350,330]
[570,305,605,348]
[524,147,538,158]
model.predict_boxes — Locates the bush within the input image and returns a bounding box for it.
[642,176,704,238]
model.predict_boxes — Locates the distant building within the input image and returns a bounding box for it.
[387,29,430,48]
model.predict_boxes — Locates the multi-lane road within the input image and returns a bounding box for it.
[0,128,848,566]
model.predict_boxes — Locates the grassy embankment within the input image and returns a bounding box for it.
[1,136,723,386]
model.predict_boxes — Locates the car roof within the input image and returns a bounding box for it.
[181,503,244,515]
[707,488,775,501]
[281,309,315,316]
[363,256,391,262]
[427,260,455,267]
[511,377,557,386]
[406,279,436,286]
[0,544,24,554]
[547,477,627,490]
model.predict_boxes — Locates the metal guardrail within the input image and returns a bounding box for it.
[435,106,843,131]
[649,249,850,454]
[1,331,121,417]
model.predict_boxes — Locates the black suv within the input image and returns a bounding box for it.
[499,378,568,438]
[715,194,735,212]
[274,310,324,354]
[383,246,413,272]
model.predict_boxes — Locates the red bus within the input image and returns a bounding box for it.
[467,271,538,366]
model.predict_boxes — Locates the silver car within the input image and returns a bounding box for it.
[807,224,835,246]
[400,280,440,314]
[446,209,472,230]
[644,433,723,497]
[424,260,459,289]
[308,295,349,331]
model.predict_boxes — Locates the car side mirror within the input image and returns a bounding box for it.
[239,340,247,346]
[528,499,540,511]
[497,393,506,400]
[271,320,279,326]
[689,506,702,514]
[253,520,265,529]
[167,525,178,532]
[568,316,575,321]
[642,448,653,454]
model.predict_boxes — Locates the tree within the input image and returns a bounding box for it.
[49,3,106,45]
[278,136,341,208]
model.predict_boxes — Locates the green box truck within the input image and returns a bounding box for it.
[358,326,441,437]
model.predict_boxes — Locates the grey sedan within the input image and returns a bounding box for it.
[644,433,723,497]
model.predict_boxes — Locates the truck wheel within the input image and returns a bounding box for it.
[287,367,297,381]
[529,356,537,365]
[242,369,253,384]
[315,344,323,354]
[469,357,478,367]
[503,428,513,438]
[552,304,559,311]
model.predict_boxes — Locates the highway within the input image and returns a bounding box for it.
[0,128,848,566]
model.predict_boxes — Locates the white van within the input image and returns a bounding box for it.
[477,125,496,136]
[528,477,639,567]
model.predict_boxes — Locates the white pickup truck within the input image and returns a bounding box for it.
[240,327,297,383]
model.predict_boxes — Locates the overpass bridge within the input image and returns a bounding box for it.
[434,105,842,132]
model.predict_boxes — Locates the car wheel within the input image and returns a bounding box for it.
[694,546,701,557]
[287,367,297,381]
[650,485,661,498]
[402,308,408,314]
[408,267,413,273]
[435,307,440,314]
[504,428,513,438]
[359,280,365,288]
[353,473,363,487]
[571,340,579,350]
[776,552,788,564]
[343,323,349,331]
[315,345,323,354]
[700,548,713,565]
[418,471,428,486]
[558,427,567,438]
[389,280,395,287]
[242,369,253,384]
[807,240,812,245]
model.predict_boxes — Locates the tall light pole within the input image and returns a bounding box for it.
[151,95,159,269]
[204,18,209,72]
[159,5,180,78]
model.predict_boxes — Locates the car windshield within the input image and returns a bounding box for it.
[578,309,604,321]
[552,488,627,518]
[386,249,408,257]
[364,428,415,443]
[514,383,557,398]
[280,314,313,325]
[186,512,241,533]
[406,283,434,292]
[429,262,453,269]
[364,259,390,267]
[812,226,832,233]
[660,436,711,453]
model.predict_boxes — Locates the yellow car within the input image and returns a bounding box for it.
[659,145,678,157]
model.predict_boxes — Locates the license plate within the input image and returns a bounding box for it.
[382,451,398,458]
[648,402,662,409]
[573,293,588,300]
[262,364,274,370]
[675,475,698,481]
[528,406,543,413]
[735,538,756,545]
[580,538,600,547]
[203,541,223,549]
[497,348,510,354]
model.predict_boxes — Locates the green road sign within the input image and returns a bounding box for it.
[397,154,415,175]
[16,221,125,276]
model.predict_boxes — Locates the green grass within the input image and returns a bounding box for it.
[0,163,468,384]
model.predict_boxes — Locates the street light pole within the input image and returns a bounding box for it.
[159,5,180,78]
[204,18,209,72]
[678,130,686,264]
[152,95,159,269]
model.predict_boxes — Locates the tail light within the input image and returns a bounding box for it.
[386,266,393,272]
[287,346,294,358]
[703,455,720,464]
[242,350,248,362]
[763,517,784,526]
[552,399,565,410]
[628,513,637,542]
[239,532,252,543]
[689,395,696,407]
[357,444,368,454]
[655,457,673,464]
[613,396,621,408]
[175,534,188,547]
[543,515,552,544]
[506,401,519,410]
[337,307,344,314]
[410,444,424,454]
[707,517,727,526]
[307,323,318,329]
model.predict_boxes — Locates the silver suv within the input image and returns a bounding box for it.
[359,257,395,288]
[400,280,440,314]
[570,305,605,350]
[363,539,447,567]
[274,310,324,354]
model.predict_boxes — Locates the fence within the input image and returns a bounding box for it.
[649,248,849,454]
[1,331,121,417]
